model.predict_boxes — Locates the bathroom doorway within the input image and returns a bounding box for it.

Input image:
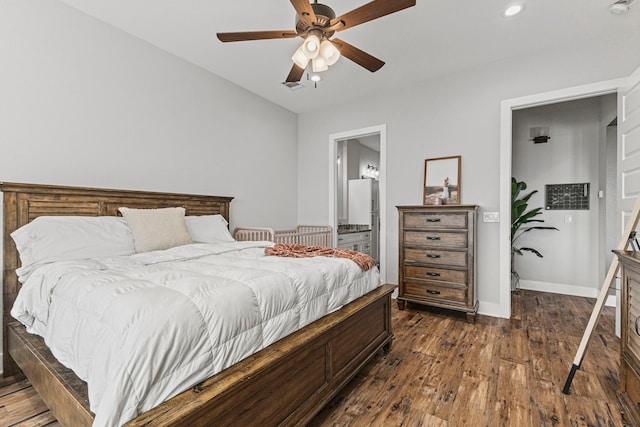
[329,125,387,282]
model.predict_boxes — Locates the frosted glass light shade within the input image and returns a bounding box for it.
[312,56,328,72]
[302,34,320,59]
[292,45,310,68]
[319,40,340,66]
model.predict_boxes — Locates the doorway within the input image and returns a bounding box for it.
[511,95,616,298]
[329,124,387,282]
[498,78,626,319]
[336,137,380,262]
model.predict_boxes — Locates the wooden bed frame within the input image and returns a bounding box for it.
[1,182,394,426]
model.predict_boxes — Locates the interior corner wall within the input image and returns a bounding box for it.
[0,1,298,372]
[296,41,640,317]
[512,97,613,296]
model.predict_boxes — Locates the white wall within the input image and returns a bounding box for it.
[296,41,640,316]
[0,1,298,372]
[0,1,298,230]
[512,96,615,296]
[346,140,361,181]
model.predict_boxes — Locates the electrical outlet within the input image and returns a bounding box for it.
[483,212,500,223]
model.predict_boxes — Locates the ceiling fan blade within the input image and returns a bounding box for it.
[332,38,385,72]
[290,0,317,26]
[217,30,298,42]
[330,0,416,32]
[286,64,305,83]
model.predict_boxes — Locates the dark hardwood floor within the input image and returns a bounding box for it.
[0,290,624,427]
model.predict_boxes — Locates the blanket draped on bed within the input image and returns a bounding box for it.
[265,243,377,271]
[11,242,381,427]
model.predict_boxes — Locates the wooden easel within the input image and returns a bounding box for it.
[562,194,640,394]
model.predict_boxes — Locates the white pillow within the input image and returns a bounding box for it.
[118,207,193,253]
[185,214,234,243]
[11,216,135,273]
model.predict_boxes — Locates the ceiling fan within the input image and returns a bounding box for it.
[216,0,416,83]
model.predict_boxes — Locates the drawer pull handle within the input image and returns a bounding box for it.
[427,254,441,259]
[427,272,441,277]
[635,316,640,336]
[426,290,441,295]
[426,236,441,241]
[427,218,442,223]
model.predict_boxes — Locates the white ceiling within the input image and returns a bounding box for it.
[58,0,640,114]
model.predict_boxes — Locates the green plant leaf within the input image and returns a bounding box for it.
[511,177,558,258]
[520,226,559,233]
[517,247,544,257]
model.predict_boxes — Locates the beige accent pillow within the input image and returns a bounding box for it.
[118,207,193,253]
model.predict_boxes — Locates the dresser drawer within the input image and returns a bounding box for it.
[404,281,466,303]
[404,265,467,284]
[404,248,467,267]
[404,231,467,248]
[404,212,467,229]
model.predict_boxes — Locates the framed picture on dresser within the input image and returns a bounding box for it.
[423,155,461,205]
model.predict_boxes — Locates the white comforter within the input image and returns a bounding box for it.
[11,241,381,427]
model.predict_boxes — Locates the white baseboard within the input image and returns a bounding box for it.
[605,294,617,307]
[518,279,617,307]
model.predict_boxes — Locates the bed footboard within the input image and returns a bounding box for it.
[8,284,395,427]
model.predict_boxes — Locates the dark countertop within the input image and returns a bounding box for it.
[338,229,371,235]
[337,224,371,235]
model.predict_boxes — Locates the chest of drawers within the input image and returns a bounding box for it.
[614,250,640,426]
[396,205,478,322]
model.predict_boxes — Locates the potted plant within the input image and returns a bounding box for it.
[511,177,559,291]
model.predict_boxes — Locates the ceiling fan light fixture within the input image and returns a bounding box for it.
[312,56,329,73]
[292,46,310,68]
[302,34,321,59]
[319,40,340,66]
[218,0,417,83]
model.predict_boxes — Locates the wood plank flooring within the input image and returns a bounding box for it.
[0,290,624,427]
[311,290,623,427]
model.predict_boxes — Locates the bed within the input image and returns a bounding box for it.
[1,182,394,426]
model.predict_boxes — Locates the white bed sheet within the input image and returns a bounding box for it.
[11,241,381,427]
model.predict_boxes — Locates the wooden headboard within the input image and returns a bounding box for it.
[1,182,233,377]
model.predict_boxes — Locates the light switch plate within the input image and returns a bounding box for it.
[483,212,500,223]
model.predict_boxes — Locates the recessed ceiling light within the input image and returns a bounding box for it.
[503,3,526,17]
[310,74,322,82]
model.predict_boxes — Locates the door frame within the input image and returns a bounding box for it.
[329,124,387,282]
[499,79,626,318]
